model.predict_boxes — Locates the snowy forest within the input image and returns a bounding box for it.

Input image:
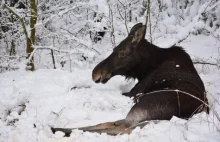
[0,0,220,141]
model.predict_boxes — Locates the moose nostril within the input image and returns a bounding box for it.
[95,77,101,83]
[92,73,102,83]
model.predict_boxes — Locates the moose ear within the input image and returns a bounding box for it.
[131,26,146,44]
[129,23,143,36]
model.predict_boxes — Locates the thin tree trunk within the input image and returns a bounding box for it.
[51,49,56,69]
[51,38,56,69]
[10,40,16,56]
[28,0,38,71]
[129,3,132,22]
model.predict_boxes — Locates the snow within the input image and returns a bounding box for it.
[54,132,65,139]
[189,1,200,19]
[1,0,220,141]
[163,0,172,7]
[0,68,134,142]
[0,35,220,142]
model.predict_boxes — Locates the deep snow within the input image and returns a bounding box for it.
[0,35,220,142]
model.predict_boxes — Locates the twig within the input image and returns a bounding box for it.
[210,32,220,42]
[135,89,220,121]
[193,61,219,67]
[145,0,151,27]
[204,0,220,13]
[0,66,19,70]
[27,46,84,63]
[117,4,124,20]
[117,0,129,34]
[33,46,84,53]
[149,6,152,43]
[177,34,189,44]
[136,89,209,107]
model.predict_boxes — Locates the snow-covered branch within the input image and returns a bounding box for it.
[3,4,29,40]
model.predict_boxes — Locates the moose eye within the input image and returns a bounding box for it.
[119,51,126,58]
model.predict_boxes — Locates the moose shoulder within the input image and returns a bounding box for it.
[52,23,208,136]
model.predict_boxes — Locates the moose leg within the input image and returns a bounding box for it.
[78,120,124,131]
[51,119,133,136]
[122,83,147,98]
[122,71,156,98]
[79,120,132,135]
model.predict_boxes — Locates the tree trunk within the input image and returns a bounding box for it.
[129,3,132,22]
[3,2,37,71]
[10,40,16,56]
[27,0,38,71]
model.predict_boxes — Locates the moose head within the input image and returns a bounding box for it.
[92,23,148,83]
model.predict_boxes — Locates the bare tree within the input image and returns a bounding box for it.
[3,0,37,71]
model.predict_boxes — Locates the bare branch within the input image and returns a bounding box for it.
[193,61,219,67]
[145,0,151,27]
[117,0,129,34]
[117,4,124,20]
[3,4,29,40]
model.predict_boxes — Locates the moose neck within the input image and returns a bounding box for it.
[130,40,165,81]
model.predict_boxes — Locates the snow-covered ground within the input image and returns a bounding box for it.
[1,35,220,142]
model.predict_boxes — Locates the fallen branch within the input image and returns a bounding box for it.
[32,46,85,54]
[0,66,19,70]
[27,46,84,63]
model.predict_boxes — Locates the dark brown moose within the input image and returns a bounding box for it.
[52,23,208,136]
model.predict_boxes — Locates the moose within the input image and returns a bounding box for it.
[52,23,208,136]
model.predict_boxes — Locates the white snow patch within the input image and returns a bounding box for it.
[54,131,65,139]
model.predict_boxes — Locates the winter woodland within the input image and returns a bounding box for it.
[0,0,220,141]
